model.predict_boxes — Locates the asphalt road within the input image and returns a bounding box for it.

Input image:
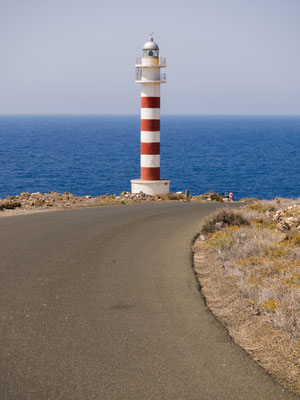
[0,203,297,400]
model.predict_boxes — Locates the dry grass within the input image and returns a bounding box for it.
[193,240,300,394]
[246,197,300,211]
[239,197,260,202]
[246,203,276,213]
[154,192,186,201]
[96,196,124,203]
[201,203,300,339]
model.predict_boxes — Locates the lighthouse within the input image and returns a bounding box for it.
[131,35,170,195]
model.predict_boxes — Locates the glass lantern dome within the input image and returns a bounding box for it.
[143,35,159,58]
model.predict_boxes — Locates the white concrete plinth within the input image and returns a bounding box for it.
[131,179,170,195]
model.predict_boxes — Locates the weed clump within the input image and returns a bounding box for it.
[260,299,279,313]
[252,218,277,230]
[239,198,260,203]
[201,210,250,235]
[208,230,233,251]
[154,192,185,201]
[246,202,276,213]
[282,235,300,248]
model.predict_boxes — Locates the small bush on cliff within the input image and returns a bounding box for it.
[201,210,250,235]
[0,200,22,210]
[196,192,224,202]
[208,192,224,202]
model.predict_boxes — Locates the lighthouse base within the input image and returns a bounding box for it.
[131,179,170,196]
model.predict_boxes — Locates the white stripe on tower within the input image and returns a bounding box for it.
[141,108,160,120]
[140,131,160,143]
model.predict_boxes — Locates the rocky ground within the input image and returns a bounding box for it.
[0,190,228,217]
[273,204,300,234]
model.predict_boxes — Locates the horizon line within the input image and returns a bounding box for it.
[1,113,300,117]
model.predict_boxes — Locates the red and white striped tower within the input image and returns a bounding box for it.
[131,35,170,195]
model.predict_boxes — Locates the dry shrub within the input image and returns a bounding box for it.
[282,235,300,248]
[208,192,224,202]
[195,192,224,202]
[240,207,267,222]
[246,197,300,213]
[260,299,279,313]
[239,197,260,203]
[0,200,22,210]
[154,192,185,200]
[201,210,250,235]
[246,202,276,213]
[207,228,235,251]
[97,196,120,203]
[252,218,277,230]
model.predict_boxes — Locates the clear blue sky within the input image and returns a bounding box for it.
[1,0,299,115]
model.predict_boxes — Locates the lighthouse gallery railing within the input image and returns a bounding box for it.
[135,69,166,82]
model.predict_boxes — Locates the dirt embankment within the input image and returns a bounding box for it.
[193,200,300,395]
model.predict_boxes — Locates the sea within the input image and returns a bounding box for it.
[0,115,299,200]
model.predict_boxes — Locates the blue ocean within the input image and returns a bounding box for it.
[0,115,299,200]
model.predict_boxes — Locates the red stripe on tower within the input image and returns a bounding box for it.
[141,97,160,108]
[141,142,160,155]
[141,167,160,180]
[141,119,160,132]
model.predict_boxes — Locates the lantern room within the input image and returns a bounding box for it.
[142,35,159,58]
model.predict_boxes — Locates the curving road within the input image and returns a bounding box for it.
[0,203,297,399]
